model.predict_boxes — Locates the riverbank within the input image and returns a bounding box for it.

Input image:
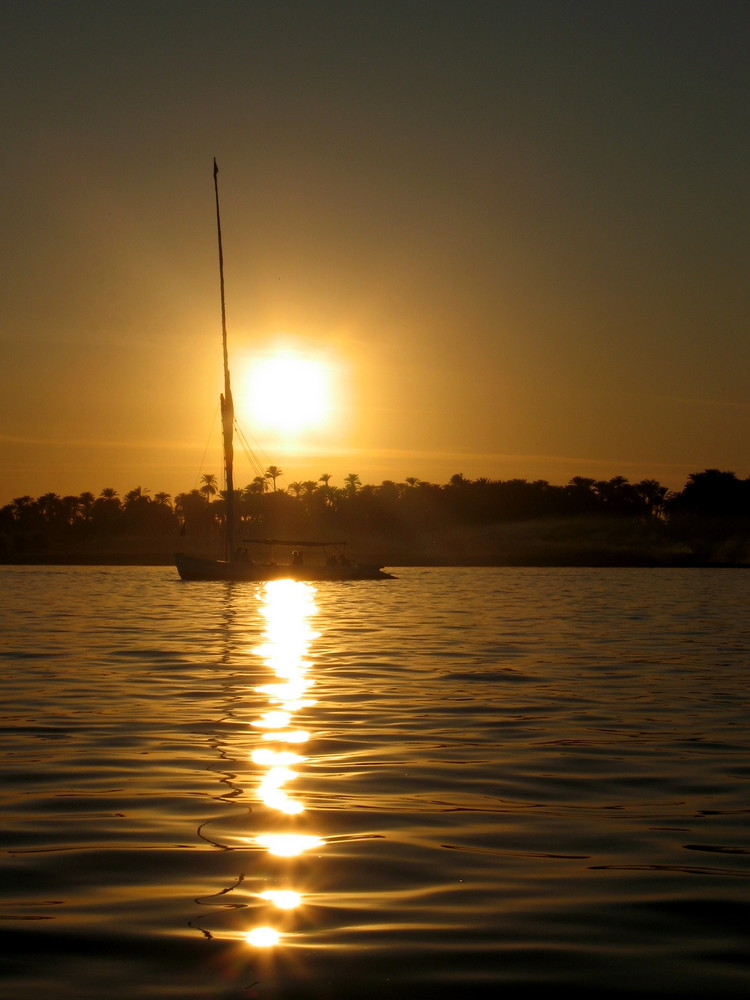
[2,552,747,569]
[2,515,748,568]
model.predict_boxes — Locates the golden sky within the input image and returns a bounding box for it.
[2,0,749,504]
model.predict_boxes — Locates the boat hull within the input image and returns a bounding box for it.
[175,553,394,582]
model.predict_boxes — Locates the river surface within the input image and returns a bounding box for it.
[1,565,749,999]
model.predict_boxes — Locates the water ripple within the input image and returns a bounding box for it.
[1,566,750,998]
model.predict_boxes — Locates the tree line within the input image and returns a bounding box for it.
[2,468,749,564]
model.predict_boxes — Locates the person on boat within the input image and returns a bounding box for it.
[292,549,304,565]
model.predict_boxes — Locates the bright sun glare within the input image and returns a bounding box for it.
[240,350,335,437]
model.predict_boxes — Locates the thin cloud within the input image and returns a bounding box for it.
[0,433,205,451]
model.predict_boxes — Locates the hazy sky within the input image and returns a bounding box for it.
[2,0,749,504]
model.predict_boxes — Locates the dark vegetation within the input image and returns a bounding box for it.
[1,468,749,566]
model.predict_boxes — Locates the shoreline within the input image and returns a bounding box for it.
[2,554,747,569]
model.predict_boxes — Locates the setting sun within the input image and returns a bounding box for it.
[239,349,336,437]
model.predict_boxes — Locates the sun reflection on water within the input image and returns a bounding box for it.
[252,710,292,728]
[262,729,310,743]
[259,889,302,910]
[256,833,324,857]
[258,766,304,814]
[245,926,281,948]
[247,579,322,942]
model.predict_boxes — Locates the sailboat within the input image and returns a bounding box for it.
[175,162,393,582]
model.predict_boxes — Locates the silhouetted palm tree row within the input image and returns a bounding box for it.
[3,468,749,535]
[2,486,173,526]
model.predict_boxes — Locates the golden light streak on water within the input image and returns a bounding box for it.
[259,889,302,910]
[261,729,310,743]
[273,698,316,711]
[256,833,324,857]
[270,797,304,815]
[256,678,314,699]
[252,710,292,728]
[251,580,324,866]
[258,766,305,814]
[245,926,281,947]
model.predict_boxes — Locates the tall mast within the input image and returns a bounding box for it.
[213,159,236,559]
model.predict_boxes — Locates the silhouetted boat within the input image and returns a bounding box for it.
[176,540,392,582]
[175,162,393,583]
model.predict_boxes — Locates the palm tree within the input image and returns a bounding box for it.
[78,492,95,521]
[265,466,284,492]
[565,476,597,515]
[175,489,205,520]
[124,486,150,507]
[200,473,218,502]
[287,482,304,499]
[175,489,211,534]
[378,480,399,500]
[174,493,188,519]
[37,492,62,523]
[344,473,361,496]
[61,495,81,524]
[319,473,332,486]
[154,492,173,507]
[9,496,37,526]
[404,477,420,489]
[99,487,121,506]
[673,469,742,517]
[633,479,668,518]
[567,476,595,492]
[92,489,121,525]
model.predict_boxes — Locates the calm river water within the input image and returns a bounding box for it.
[1,565,749,999]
